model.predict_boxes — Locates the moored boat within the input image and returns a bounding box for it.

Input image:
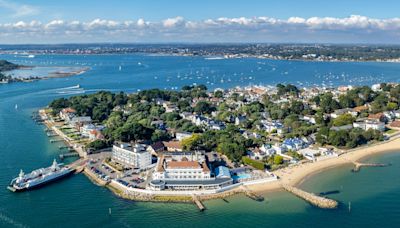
[8,159,73,192]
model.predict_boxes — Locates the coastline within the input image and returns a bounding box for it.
[247,137,400,194]
[39,107,400,203]
[1,66,90,84]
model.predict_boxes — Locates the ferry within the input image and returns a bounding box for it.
[8,159,73,192]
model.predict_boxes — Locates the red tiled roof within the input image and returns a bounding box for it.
[368,113,384,119]
[167,161,200,169]
[163,141,182,150]
[390,120,400,128]
[353,106,369,112]
[62,108,76,113]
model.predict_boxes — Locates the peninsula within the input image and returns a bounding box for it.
[34,82,400,208]
[0,59,89,84]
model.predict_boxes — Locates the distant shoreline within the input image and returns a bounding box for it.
[3,52,400,64]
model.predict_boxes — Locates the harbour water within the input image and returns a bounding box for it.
[1,54,400,227]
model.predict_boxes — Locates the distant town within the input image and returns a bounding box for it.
[2,43,400,62]
[35,81,400,204]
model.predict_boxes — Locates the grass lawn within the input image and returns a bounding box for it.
[386,129,397,134]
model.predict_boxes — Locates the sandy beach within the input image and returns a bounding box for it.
[248,136,400,193]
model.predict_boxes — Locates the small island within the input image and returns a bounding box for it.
[38,83,400,208]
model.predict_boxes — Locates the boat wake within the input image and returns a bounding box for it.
[0,211,29,228]
[54,85,81,91]
[53,84,85,95]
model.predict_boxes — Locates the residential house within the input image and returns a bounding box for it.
[162,140,183,152]
[353,120,385,131]
[235,115,247,126]
[282,138,305,151]
[368,113,388,123]
[148,141,165,155]
[59,108,76,121]
[330,108,357,119]
[176,132,193,141]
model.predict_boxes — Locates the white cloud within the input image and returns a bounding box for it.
[162,16,184,28]
[0,15,400,43]
[0,0,39,17]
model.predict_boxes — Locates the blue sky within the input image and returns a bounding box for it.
[0,0,399,44]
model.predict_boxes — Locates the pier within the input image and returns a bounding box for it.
[47,132,58,137]
[283,185,338,209]
[352,162,388,172]
[59,152,80,160]
[192,194,206,211]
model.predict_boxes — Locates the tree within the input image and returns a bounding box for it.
[332,113,355,126]
[113,122,153,142]
[49,98,70,113]
[328,130,349,147]
[151,130,171,142]
[217,142,246,162]
[319,93,340,113]
[87,140,108,150]
[273,155,284,165]
[338,94,356,108]
[214,90,223,98]
[181,134,201,150]
[194,101,215,114]
[387,102,398,111]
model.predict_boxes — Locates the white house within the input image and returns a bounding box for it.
[260,144,276,156]
[298,148,320,161]
[175,132,193,141]
[353,120,385,132]
[365,120,385,131]
[260,120,284,133]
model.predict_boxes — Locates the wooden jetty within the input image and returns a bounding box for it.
[58,145,70,149]
[283,185,338,209]
[59,152,79,160]
[192,194,206,211]
[352,162,388,172]
[47,132,58,137]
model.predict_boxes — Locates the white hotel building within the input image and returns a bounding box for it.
[112,143,152,170]
[150,153,232,191]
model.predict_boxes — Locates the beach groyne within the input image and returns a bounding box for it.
[192,195,206,211]
[241,186,264,201]
[352,162,388,172]
[283,185,338,209]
